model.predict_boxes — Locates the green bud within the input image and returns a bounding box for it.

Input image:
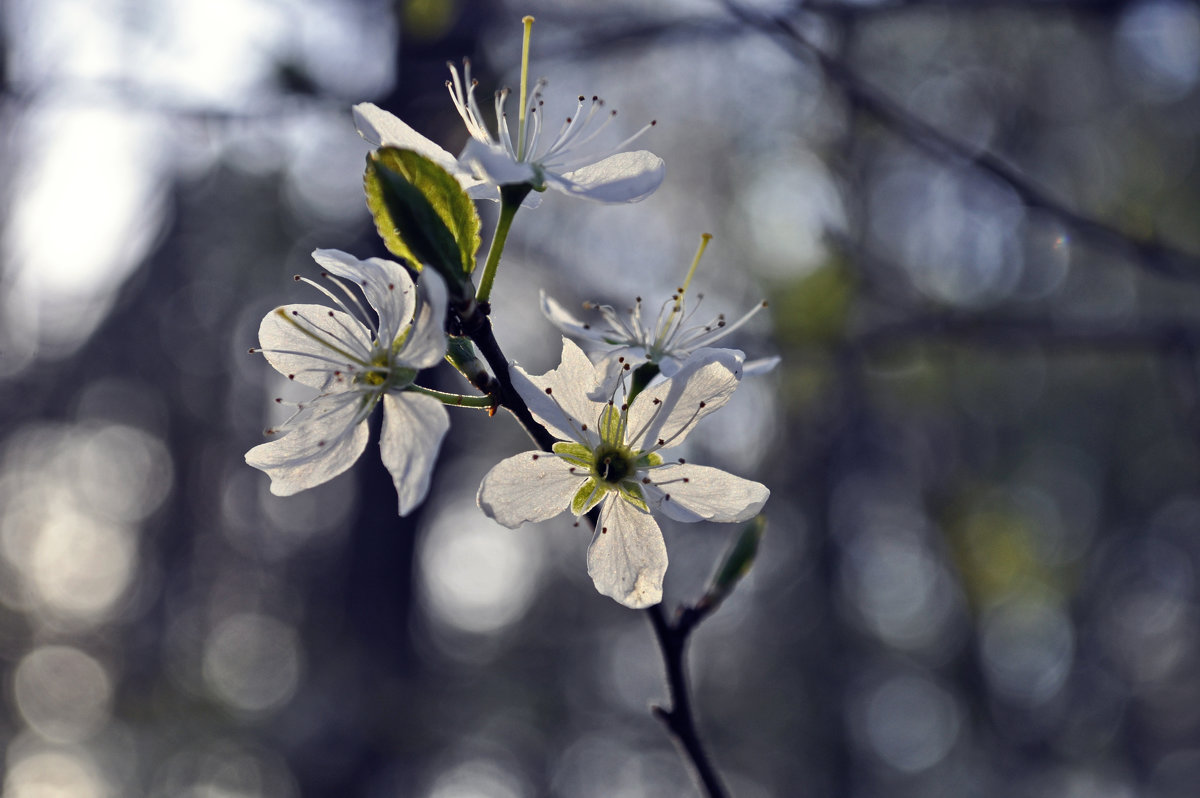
[702,515,766,611]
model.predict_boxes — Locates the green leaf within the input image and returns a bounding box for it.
[702,515,766,610]
[553,441,593,468]
[364,147,481,283]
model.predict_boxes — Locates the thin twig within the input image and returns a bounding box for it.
[646,602,729,798]
[720,0,1200,283]
[455,302,558,452]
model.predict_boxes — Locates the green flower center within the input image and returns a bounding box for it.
[356,352,416,392]
[593,444,634,485]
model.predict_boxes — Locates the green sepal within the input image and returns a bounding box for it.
[445,335,490,390]
[637,451,663,468]
[618,481,650,513]
[598,403,624,446]
[571,477,605,516]
[702,515,767,610]
[389,324,412,355]
[553,441,593,468]
[364,147,481,288]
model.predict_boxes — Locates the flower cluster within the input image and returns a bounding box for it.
[246,17,773,609]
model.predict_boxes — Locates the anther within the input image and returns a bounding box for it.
[293,275,301,281]
[657,438,665,446]
[288,374,296,380]
[532,454,539,460]
[545,387,552,394]
[248,348,257,354]
[317,441,326,447]
[699,401,707,408]
[581,424,588,430]
[275,397,282,403]
[665,494,671,501]
[601,527,608,534]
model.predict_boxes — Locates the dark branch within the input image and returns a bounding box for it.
[454,302,559,452]
[721,0,1200,283]
[646,603,730,798]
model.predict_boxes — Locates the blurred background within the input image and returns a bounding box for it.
[3,0,1200,795]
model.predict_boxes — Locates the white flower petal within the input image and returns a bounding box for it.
[311,249,415,341]
[258,304,373,390]
[246,391,371,495]
[587,496,667,608]
[586,347,649,402]
[510,338,606,445]
[477,451,583,528]
[626,348,744,452]
[380,392,449,516]
[547,150,666,204]
[399,270,448,369]
[540,291,611,344]
[743,355,781,376]
[461,139,538,187]
[643,463,769,523]
[354,102,464,173]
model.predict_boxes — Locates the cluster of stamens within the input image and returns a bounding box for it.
[537,375,707,508]
[444,58,656,176]
[249,272,415,435]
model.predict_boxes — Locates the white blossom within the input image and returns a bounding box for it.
[353,19,663,205]
[246,249,449,516]
[477,339,769,608]
[541,235,779,396]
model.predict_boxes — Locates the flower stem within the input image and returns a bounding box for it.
[407,384,495,409]
[476,184,531,305]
